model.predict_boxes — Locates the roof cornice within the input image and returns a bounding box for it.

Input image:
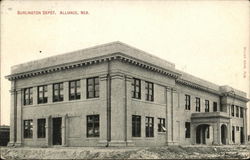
[5,53,181,81]
[176,78,221,96]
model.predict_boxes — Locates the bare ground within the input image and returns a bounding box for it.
[1,145,249,159]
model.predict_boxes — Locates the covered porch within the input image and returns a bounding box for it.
[191,112,230,145]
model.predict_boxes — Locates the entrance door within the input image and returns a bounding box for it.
[240,127,244,144]
[52,117,62,145]
[221,124,227,145]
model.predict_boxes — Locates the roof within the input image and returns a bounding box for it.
[11,41,175,75]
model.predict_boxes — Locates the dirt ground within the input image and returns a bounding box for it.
[1,145,249,159]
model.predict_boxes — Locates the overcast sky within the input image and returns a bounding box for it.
[1,0,249,131]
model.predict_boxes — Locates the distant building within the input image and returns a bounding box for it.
[0,125,10,146]
[6,42,248,147]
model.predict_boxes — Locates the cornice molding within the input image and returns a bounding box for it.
[176,78,221,96]
[6,53,181,81]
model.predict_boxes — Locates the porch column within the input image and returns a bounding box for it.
[212,123,219,145]
[217,123,221,145]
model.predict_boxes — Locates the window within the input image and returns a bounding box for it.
[195,97,200,112]
[158,118,166,132]
[24,120,33,138]
[132,115,141,137]
[232,126,235,143]
[231,105,234,116]
[185,95,190,110]
[37,119,46,138]
[185,122,190,138]
[87,77,99,98]
[69,80,81,100]
[205,100,209,112]
[132,78,141,99]
[53,83,64,102]
[236,106,239,117]
[24,88,33,105]
[240,107,244,118]
[213,102,217,112]
[145,81,154,101]
[38,85,48,104]
[87,115,99,137]
[236,126,239,131]
[145,117,154,137]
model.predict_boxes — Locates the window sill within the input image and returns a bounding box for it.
[86,137,100,140]
[23,98,101,108]
[132,98,165,106]
[158,132,166,135]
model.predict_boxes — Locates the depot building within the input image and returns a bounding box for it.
[6,42,248,147]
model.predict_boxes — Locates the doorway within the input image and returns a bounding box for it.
[52,117,62,145]
[221,124,227,145]
[196,124,209,144]
[240,127,244,144]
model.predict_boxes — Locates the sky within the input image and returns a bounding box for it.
[1,0,249,132]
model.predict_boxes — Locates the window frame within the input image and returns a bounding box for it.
[205,100,209,112]
[37,85,48,104]
[69,80,81,100]
[86,115,100,137]
[240,107,243,118]
[236,126,239,131]
[132,78,141,99]
[53,82,64,102]
[132,115,141,137]
[145,116,154,137]
[24,119,33,138]
[87,77,99,99]
[23,87,33,105]
[185,94,191,110]
[185,122,191,138]
[195,97,200,112]
[37,118,46,138]
[158,118,166,132]
[231,105,234,116]
[145,81,154,101]
[213,102,217,112]
[236,106,239,117]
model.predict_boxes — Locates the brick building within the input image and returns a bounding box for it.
[6,42,248,147]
